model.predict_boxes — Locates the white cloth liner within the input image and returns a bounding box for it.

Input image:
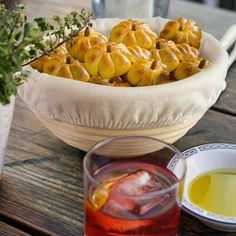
[18,17,229,130]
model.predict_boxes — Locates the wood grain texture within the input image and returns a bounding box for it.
[0,221,30,236]
[1,97,236,235]
[22,0,91,20]
[175,109,236,151]
[2,98,85,236]
[213,61,236,115]
[180,212,236,236]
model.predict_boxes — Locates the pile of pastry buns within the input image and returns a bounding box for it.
[31,17,210,87]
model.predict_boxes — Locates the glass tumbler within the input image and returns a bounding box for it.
[92,0,170,18]
[84,135,186,236]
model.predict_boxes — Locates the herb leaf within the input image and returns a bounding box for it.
[0,3,92,105]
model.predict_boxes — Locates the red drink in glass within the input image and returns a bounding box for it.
[85,162,181,236]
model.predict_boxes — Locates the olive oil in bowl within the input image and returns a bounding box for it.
[188,169,236,217]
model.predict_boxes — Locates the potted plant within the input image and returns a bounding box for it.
[0,3,92,179]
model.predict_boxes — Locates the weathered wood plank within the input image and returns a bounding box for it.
[0,221,30,236]
[23,0,91,20]
[1,101,235,235]
[175,109,236,151]
[9,98,46,139]
[180,212,236,236]
[213,62,236,115]
[2,101,85,235]
[0,164,84,236]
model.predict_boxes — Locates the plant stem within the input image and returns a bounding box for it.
[22,28,84,66]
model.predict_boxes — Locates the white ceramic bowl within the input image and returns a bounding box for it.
[168,143,236,232]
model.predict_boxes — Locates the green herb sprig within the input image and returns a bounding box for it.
[0,3,92,105]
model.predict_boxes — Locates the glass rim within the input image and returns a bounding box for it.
[83,135,186,198]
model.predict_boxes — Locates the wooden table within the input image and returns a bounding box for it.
[1,0,236,235]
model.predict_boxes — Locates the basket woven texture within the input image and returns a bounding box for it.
[18,17,228,151]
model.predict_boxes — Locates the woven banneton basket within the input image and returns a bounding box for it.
[18,17,228,151]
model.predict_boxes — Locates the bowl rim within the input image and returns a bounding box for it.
[168,142,236,225]
[83,134,186,199]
